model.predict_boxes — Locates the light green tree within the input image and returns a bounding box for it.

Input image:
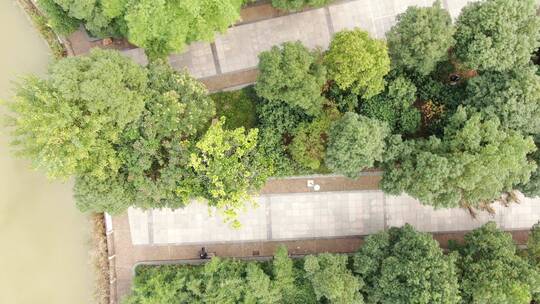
[6,49,147,180]
[454,0,540,71]
[354,224,460,304]
[255,41,326,116]
[304,253,364,304]
[325,112,389,178]
[271,0,332,12]
[386,1,454,75]
[125,0,242,59]
[381,107,537,209]
[190,119,271,226]
[457,222,540,304]
[324,29,390,99]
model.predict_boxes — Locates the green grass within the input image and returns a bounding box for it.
[211,86,258,130]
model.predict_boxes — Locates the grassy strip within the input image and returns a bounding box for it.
[89,213,111,304]
[16,0,67,59]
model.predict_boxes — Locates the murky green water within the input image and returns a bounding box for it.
[0,1,94,303]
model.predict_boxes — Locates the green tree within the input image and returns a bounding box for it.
[6,49,147,180]
[361,75,420,134]
[255,42,326,116]
[271,0,332,11]
[325,112,389,178]
[453,0,540,71]
[353,224,460,304]
[304,253,363,304]
[324,29,390,99]
[37,0,81,35]
[244,263,281,304]
[386,1,454,75]
[125,0,242,59]
[190,119,271,226]
[73,62,214,214]
[381,107,537,209]
[457,222,540,304]
[201,258,247,303]
[464,67,540,136]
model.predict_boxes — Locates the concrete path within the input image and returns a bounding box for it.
[127,191,540,246]
[121,0,478,91]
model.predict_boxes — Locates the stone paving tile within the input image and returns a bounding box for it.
[127,208,148,245]
[168,42,217,78]
[148,198,267,244]
[214,8,331,73]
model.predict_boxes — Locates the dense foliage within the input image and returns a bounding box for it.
[381,107,537,209]
[256,42,326,117]
[324,29,390,99]
[37,0,243,58]
[456,222,540,304]
[360,75,420,135]
[7,49,147,180]
[464,66,540,136]
[124,246,360,304]
[354,224,460,304]
[386,1,454,75]
[453,0,540,71]
[325,112,389,178]
[124,223,540,303]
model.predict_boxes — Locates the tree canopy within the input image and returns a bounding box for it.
[354,224,460,304]
[360,75,420,135]
[453,0,540,71]
[324,29,390,99]
[381,107,537,209]
[464,66,540,136]
[6,49,147,180]
[255,41,326,116]
[325,112,389,178]
[38,0,243,58]
[386,1,454,75]
[457,222,540,304]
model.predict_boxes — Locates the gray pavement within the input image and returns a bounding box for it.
[128,191,540,245]
[121,0,479,86]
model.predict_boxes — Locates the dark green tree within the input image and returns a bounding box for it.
[325,112,389,178]
[353,224,460,304]
[457,222,540,304]
[381,107,537,209]
[324,29,390,99]
[361,75,420,134]
[255,41,326,116]
[386,1,454,75]
[464,66,540,136]
[454,0,540,71]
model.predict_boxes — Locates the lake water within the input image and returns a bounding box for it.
[0,1,94,303]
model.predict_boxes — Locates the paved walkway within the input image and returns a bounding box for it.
[127,191,540,246]
[121,0,477,91]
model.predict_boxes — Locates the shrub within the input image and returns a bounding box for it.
[271,0,333,11]
[211,87,257,130]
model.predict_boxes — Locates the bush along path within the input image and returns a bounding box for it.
[123,223,540,304]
